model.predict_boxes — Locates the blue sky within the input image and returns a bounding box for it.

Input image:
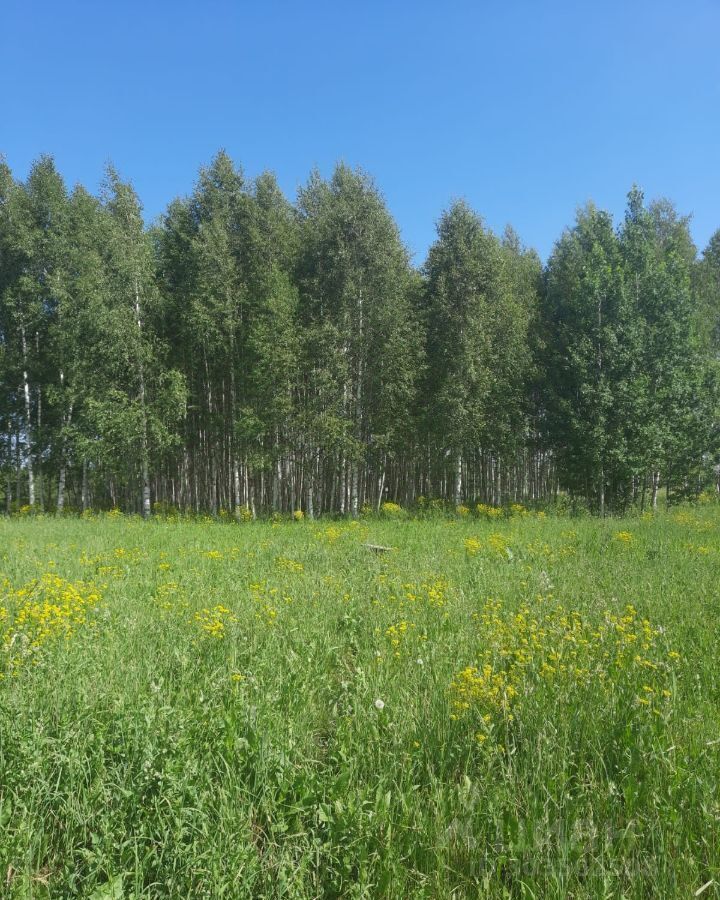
[1,0,719,262]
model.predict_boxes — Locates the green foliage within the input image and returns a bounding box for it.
[297,165,421,457]
[1,153,718,515]
[424,202,537,457]
[538,190,718,513]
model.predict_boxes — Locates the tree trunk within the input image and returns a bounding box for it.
[454,452,463,506]
[56,399,73,515]
[376,455,387,513]
[306,451,315,520]
[651,470,659,510]
[82,458,89,512]
[350,460,359,517]
[20,326,35,507]
[57,465,67,514]
[134,279,151,518]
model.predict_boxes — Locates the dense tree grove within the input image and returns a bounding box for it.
[1,152,718,516]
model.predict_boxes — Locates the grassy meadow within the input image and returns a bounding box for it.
[1,504,719,898]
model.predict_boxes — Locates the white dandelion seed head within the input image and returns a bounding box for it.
[374,698,385,711]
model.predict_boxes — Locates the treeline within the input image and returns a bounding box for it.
[1,152,719,517]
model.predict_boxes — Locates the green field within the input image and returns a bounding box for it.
[1,506,719,898]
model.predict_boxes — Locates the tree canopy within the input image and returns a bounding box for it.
[0,154,717,516]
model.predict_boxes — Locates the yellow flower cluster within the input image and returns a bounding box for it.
[524,539,576,562]
[193,604,236,638]
[489,533,512,557]
[79,546,146,579]
[614,531,634,543]
[1,573,102,675]
[153,581,189,615]
[464,533,512,558]
[249,581,285,625]
[685,542,713,555]
[384,620,416,656]
[475,503,503,518]
[467,502,542,519]
[450,596,676,743]
[422,577,449,608]
[276,556,304,573]
[380,501,403,516]
[394,577,449,609]
[672,511,714,531]
[451,664,518,718]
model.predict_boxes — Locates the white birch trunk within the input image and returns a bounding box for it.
[20,326,35,507]
[81,458,89,511]
[134,278,151,518]
[376,459,386,513]
[350,462,359,517]
[651,470,660,510]
[233,463,241,516]
[306,451,315,520]
[57,464,67,514]
[56,390,73,514]
[454,452,463,507]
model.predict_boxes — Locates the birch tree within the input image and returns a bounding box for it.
[541,204,631,513]
[423,202,535,505]
[98,167,185,516]
[297,165,419,515]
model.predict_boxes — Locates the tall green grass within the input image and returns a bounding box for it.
[0,507,718,897]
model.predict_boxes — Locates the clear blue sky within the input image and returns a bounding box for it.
[2,0,719,262]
